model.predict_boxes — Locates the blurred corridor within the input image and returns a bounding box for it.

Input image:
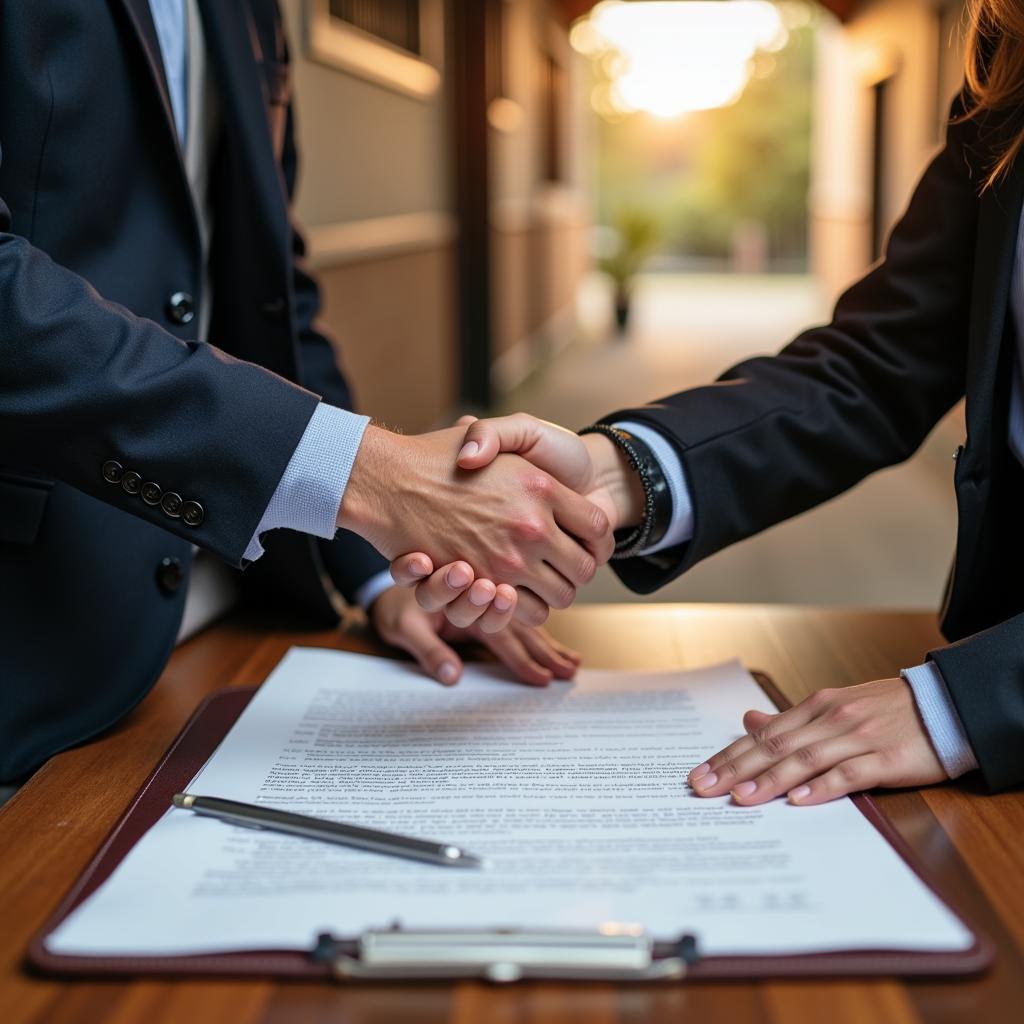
[502,272,961,608]
[283,0,970,612]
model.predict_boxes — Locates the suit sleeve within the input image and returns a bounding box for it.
[928,615,1024,790]
[602,96,979,594]
[0,193,319,567]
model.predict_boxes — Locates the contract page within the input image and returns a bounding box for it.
[47,648,972,957]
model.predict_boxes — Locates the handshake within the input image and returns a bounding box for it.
[338,413,646,633]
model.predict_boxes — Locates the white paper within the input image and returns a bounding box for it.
[47,648,972,957]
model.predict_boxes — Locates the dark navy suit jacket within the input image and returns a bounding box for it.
[0,0,386,781]
[609,93,1024,792]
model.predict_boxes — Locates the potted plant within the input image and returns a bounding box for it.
[599,207,660,334]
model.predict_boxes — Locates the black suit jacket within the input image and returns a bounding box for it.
[0,0,386,782]
[608,94,1024,792]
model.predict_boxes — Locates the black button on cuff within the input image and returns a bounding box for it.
[182,500,204,528]
[160,491,183,518]
[121,470,142,495]
[140,481,162,506]
[102,460,124,484]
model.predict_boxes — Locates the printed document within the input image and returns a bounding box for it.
[47,648,972,956]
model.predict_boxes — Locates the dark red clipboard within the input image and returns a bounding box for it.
[27,672,995,981]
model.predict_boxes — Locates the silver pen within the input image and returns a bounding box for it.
[172,793,483,868]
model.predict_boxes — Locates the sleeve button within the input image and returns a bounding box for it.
[121,471,142,495]
[141,481,162,506]
[102,460,124,484]
[182,500,205,528]
[160,491,183,518]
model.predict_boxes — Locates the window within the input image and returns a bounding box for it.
[329,0,421,56]
[306,0,443,100]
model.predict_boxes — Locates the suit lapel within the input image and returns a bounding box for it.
[198,0,289,258]
[112,0,185,161]
[965,150,1024,445]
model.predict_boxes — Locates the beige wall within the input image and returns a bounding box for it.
[280,0,456,431]
[810,0,965,301]
[279,0,588,422]
[489,0,589,391]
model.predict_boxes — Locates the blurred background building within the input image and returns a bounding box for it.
[282,0,969,611]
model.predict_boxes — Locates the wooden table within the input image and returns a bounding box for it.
[2,604,1023,1023]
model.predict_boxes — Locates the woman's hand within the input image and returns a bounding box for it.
[368,583,580,687]
[687,677,947,805]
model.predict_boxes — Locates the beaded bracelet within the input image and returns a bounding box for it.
[578,424,672,559]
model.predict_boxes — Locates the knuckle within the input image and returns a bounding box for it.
[577,554,597,584]
[754,730,788,758]
[514,515,548,544]
[807,688,835,710]
[852,720,877,742]
[795,743,821,768]
[550,582,576,610]
[717,760,740,782]
[523,473,553,499]
[588,504,610,538]
[760,766,783,791]
[494,551,525,579]
[837,760,862,785]
[829,701,859,726]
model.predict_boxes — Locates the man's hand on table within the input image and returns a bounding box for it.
[367,582,580,687]
[687,677,947,805]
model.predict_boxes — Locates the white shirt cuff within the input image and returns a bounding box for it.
[901,662,979,779]
[243,403,370,562]
[354,570,395,611]
[614,420,694,555]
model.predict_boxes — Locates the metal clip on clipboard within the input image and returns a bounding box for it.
[310,928,700,982]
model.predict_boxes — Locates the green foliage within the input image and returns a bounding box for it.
[593,3,817,267]
[598,207,662,291]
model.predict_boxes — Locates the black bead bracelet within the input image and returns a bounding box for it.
[578,424,672,559]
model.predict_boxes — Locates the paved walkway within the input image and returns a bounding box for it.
[500,273,961,610]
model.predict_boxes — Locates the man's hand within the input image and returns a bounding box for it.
[338,424,614,623]
[386,414,645,626]
[687,677,947,805]
[368,585,580,687]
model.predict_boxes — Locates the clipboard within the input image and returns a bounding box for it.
[27,672,995,982]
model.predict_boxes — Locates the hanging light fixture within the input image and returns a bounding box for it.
[571,1,787,118]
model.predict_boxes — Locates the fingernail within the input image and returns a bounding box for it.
[789,785,811,803]
[493,593,513,612]
[694,772,717,789]
[469,585,494,607]
[438,662,459,684]
[458,441,479,461]
[732,781,757,799]
[447,565,472,588]
[689,762,710,781]
[410,559,430,578]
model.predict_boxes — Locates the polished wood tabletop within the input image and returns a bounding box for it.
[2,604,1023,1023]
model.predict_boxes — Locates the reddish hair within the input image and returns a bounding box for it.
[962,0,1024,186]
